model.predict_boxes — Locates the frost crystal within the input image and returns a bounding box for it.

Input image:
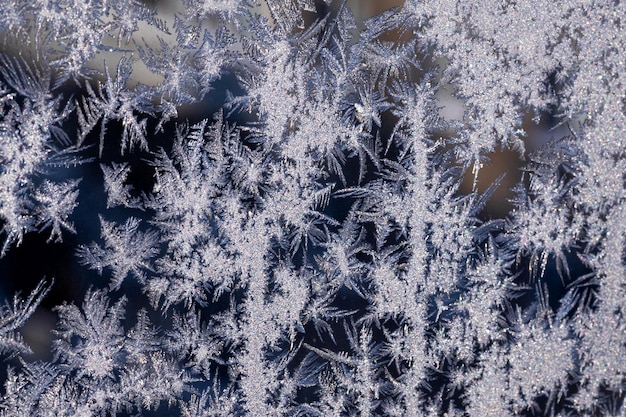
[0,0,624,416]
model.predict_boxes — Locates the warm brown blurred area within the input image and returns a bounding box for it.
[348,0,404,20]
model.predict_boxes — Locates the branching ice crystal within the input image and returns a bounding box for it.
[0,0,624,416]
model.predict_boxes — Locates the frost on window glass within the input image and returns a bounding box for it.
[0,0,624,416]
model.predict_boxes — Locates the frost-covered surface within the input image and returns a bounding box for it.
[0,0,625,416]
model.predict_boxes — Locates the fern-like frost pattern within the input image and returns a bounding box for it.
[0,0,624,416]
